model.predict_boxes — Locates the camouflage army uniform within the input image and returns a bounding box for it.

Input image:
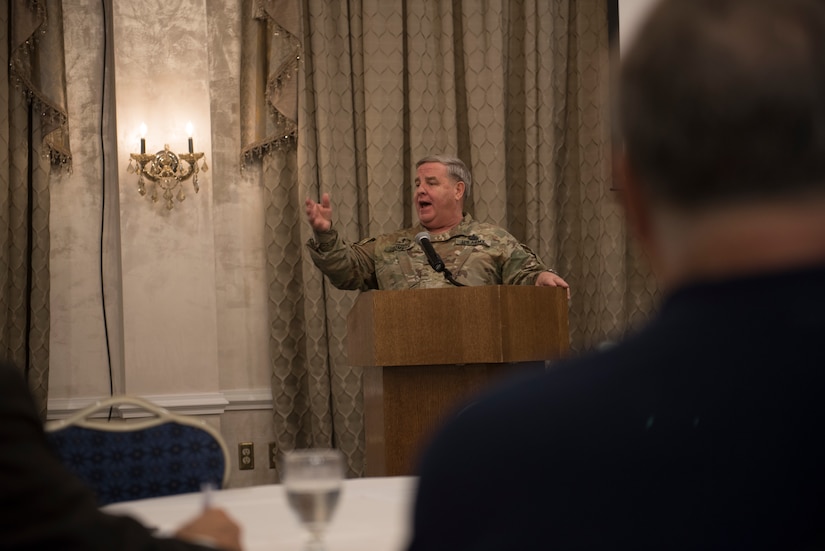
[306,214,557,291]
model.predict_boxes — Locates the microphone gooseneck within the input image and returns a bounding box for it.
[414,231,465,287]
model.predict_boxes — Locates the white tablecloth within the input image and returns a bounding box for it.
[102,476,418,551]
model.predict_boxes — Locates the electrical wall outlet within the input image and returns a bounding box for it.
[268,442,278,469]
[238,442,255,470]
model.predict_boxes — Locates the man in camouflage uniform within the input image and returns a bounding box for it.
[304,155,570,292]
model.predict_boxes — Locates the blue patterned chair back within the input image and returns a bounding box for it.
[45,396,229,506]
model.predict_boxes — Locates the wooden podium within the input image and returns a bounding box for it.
[347,285,569,476]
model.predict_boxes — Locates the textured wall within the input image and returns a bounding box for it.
[617,0,659,53]
[50,0,119,399]
[52,0,276,487]
[113,0,220,395]
[205,1,271,392]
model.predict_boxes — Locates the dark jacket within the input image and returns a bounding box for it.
[0,362,213,551]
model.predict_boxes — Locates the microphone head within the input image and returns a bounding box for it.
[414,231,431,245]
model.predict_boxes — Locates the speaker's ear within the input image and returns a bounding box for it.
[454,180,466,202]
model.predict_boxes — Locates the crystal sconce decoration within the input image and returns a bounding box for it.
[127,122,208,210]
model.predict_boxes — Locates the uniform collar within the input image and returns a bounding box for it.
[418,213,474,242]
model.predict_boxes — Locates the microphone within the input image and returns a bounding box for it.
[415,231,445,272]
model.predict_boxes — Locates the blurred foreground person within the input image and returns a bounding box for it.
[0,362,242,551]
[408,0,825,549]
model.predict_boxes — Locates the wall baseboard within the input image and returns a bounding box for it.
[47,388,274,420]
[222,388,274,411]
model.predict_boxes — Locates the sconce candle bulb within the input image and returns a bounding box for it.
[186,122,194,153]
[139,123,147,154]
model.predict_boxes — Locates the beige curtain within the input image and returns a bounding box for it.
[243,0,658,476]
[2,0,66,418]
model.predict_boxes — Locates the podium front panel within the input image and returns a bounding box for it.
[349,286,569,476]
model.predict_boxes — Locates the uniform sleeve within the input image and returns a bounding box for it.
[0,363,214,551]
[305,227,380,291]
[500,239,556,286]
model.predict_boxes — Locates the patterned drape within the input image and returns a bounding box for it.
[244,0,658,476]
[2,0,65,418]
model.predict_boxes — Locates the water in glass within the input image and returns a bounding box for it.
[283,449,344,551]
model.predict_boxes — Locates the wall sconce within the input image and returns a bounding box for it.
[127,122,208,210]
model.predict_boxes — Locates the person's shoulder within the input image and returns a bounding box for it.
[427,351,619,445]
[459,216,502,232]
[457,218,519,243]
[412,352,622,501]
[0,361,42,429]
[0,361,24,388]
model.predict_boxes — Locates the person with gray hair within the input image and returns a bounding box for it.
[407,0,825,549]
[415,154,474,199]
[305,155,569,292]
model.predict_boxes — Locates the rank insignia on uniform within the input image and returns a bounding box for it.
[385,238,414,252]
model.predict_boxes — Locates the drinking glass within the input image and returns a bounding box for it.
[282,448,345,551]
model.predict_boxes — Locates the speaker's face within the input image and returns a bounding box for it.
[414,162,465,234]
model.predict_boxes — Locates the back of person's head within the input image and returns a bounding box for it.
[416,155,473,200]
[619,0,825,210]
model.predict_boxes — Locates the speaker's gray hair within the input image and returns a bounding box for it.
[416,155,472,200]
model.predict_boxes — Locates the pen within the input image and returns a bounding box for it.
[201,481,215,511]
